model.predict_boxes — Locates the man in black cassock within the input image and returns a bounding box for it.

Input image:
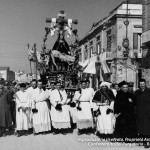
[114,81,137,138]
[135,79,150,148]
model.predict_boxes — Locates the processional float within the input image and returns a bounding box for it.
[28,10,80,87]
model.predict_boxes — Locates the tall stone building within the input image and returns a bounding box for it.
[142,0,150,87]
[79,1,142,88]
[0,67,15,82]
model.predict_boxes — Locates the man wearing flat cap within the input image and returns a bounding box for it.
[92,81,115,139]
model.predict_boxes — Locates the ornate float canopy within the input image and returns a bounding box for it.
[28,10,80,86]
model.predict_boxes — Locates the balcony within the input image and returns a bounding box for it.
[129,49,142,58]
[142,30,150,44]
[106,52,113,60]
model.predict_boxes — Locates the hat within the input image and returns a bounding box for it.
[100,82,111,88]
[128,82,134,87]
[55,81,61,85]
[80,80,87,83]
[50,81,55,85]
[20,83,26,88]
[86,79,90,83]
[118,81,128,88]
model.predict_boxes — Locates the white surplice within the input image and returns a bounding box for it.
[15,90,31,131]
[93,101,115,134]
[67,97,77,124]
[26,87,35,128]
[50,89,71,129]
[32,88,51,133]
[74,88,94,129]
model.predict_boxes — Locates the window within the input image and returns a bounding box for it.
[146,1,150,30]
[89,47,93,58]
[89,41,93,56]
[96,36,100,41]
[84,45,88,60]
[79,49,82,61]
[107,29,111,52]
[133,33,138,49]
[96,42,101,54]
[96,36,101,54]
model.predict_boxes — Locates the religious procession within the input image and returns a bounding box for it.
[0,78,150,148]
[1,1,150,149]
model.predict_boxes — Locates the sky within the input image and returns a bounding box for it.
[0,0,124,73]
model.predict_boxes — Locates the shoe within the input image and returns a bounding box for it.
[86,132,91,135]
[2,133,6,137]
[62,132,67,135]
[53,132,59,135]
[144,145,150,148]
[17,134,21,137]
[42,132,47,135]
[14,132,17,135]
[78,131,82,136]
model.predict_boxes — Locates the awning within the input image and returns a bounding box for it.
[83,60,96,74]
[100,52,111,74]
[79,59,89,68]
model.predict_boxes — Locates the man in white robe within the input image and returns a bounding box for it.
[92,82,115,139]
[67,89,77,129]
[15,83,32,137]
[32,80,51,135]
[74,80,94,135]
[26,79,37,130]
[50,82,71,135]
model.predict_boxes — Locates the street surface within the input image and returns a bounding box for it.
[0,129,146,150]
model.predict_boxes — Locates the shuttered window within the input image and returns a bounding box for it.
[133,33,138,49]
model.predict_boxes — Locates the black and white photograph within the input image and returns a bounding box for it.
[0,0,150,149]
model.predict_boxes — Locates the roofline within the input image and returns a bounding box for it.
[79,2,142,45]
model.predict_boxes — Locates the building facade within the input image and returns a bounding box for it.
[0,67,15,82]
[79,1,142,88]
[142,0,150,87]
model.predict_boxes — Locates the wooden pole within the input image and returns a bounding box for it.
[34,43,38,80]
[30,60,33,79]
[27,43,33,80]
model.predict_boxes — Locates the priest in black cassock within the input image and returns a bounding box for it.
[135,79,150,148]
[114,81,137,138]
